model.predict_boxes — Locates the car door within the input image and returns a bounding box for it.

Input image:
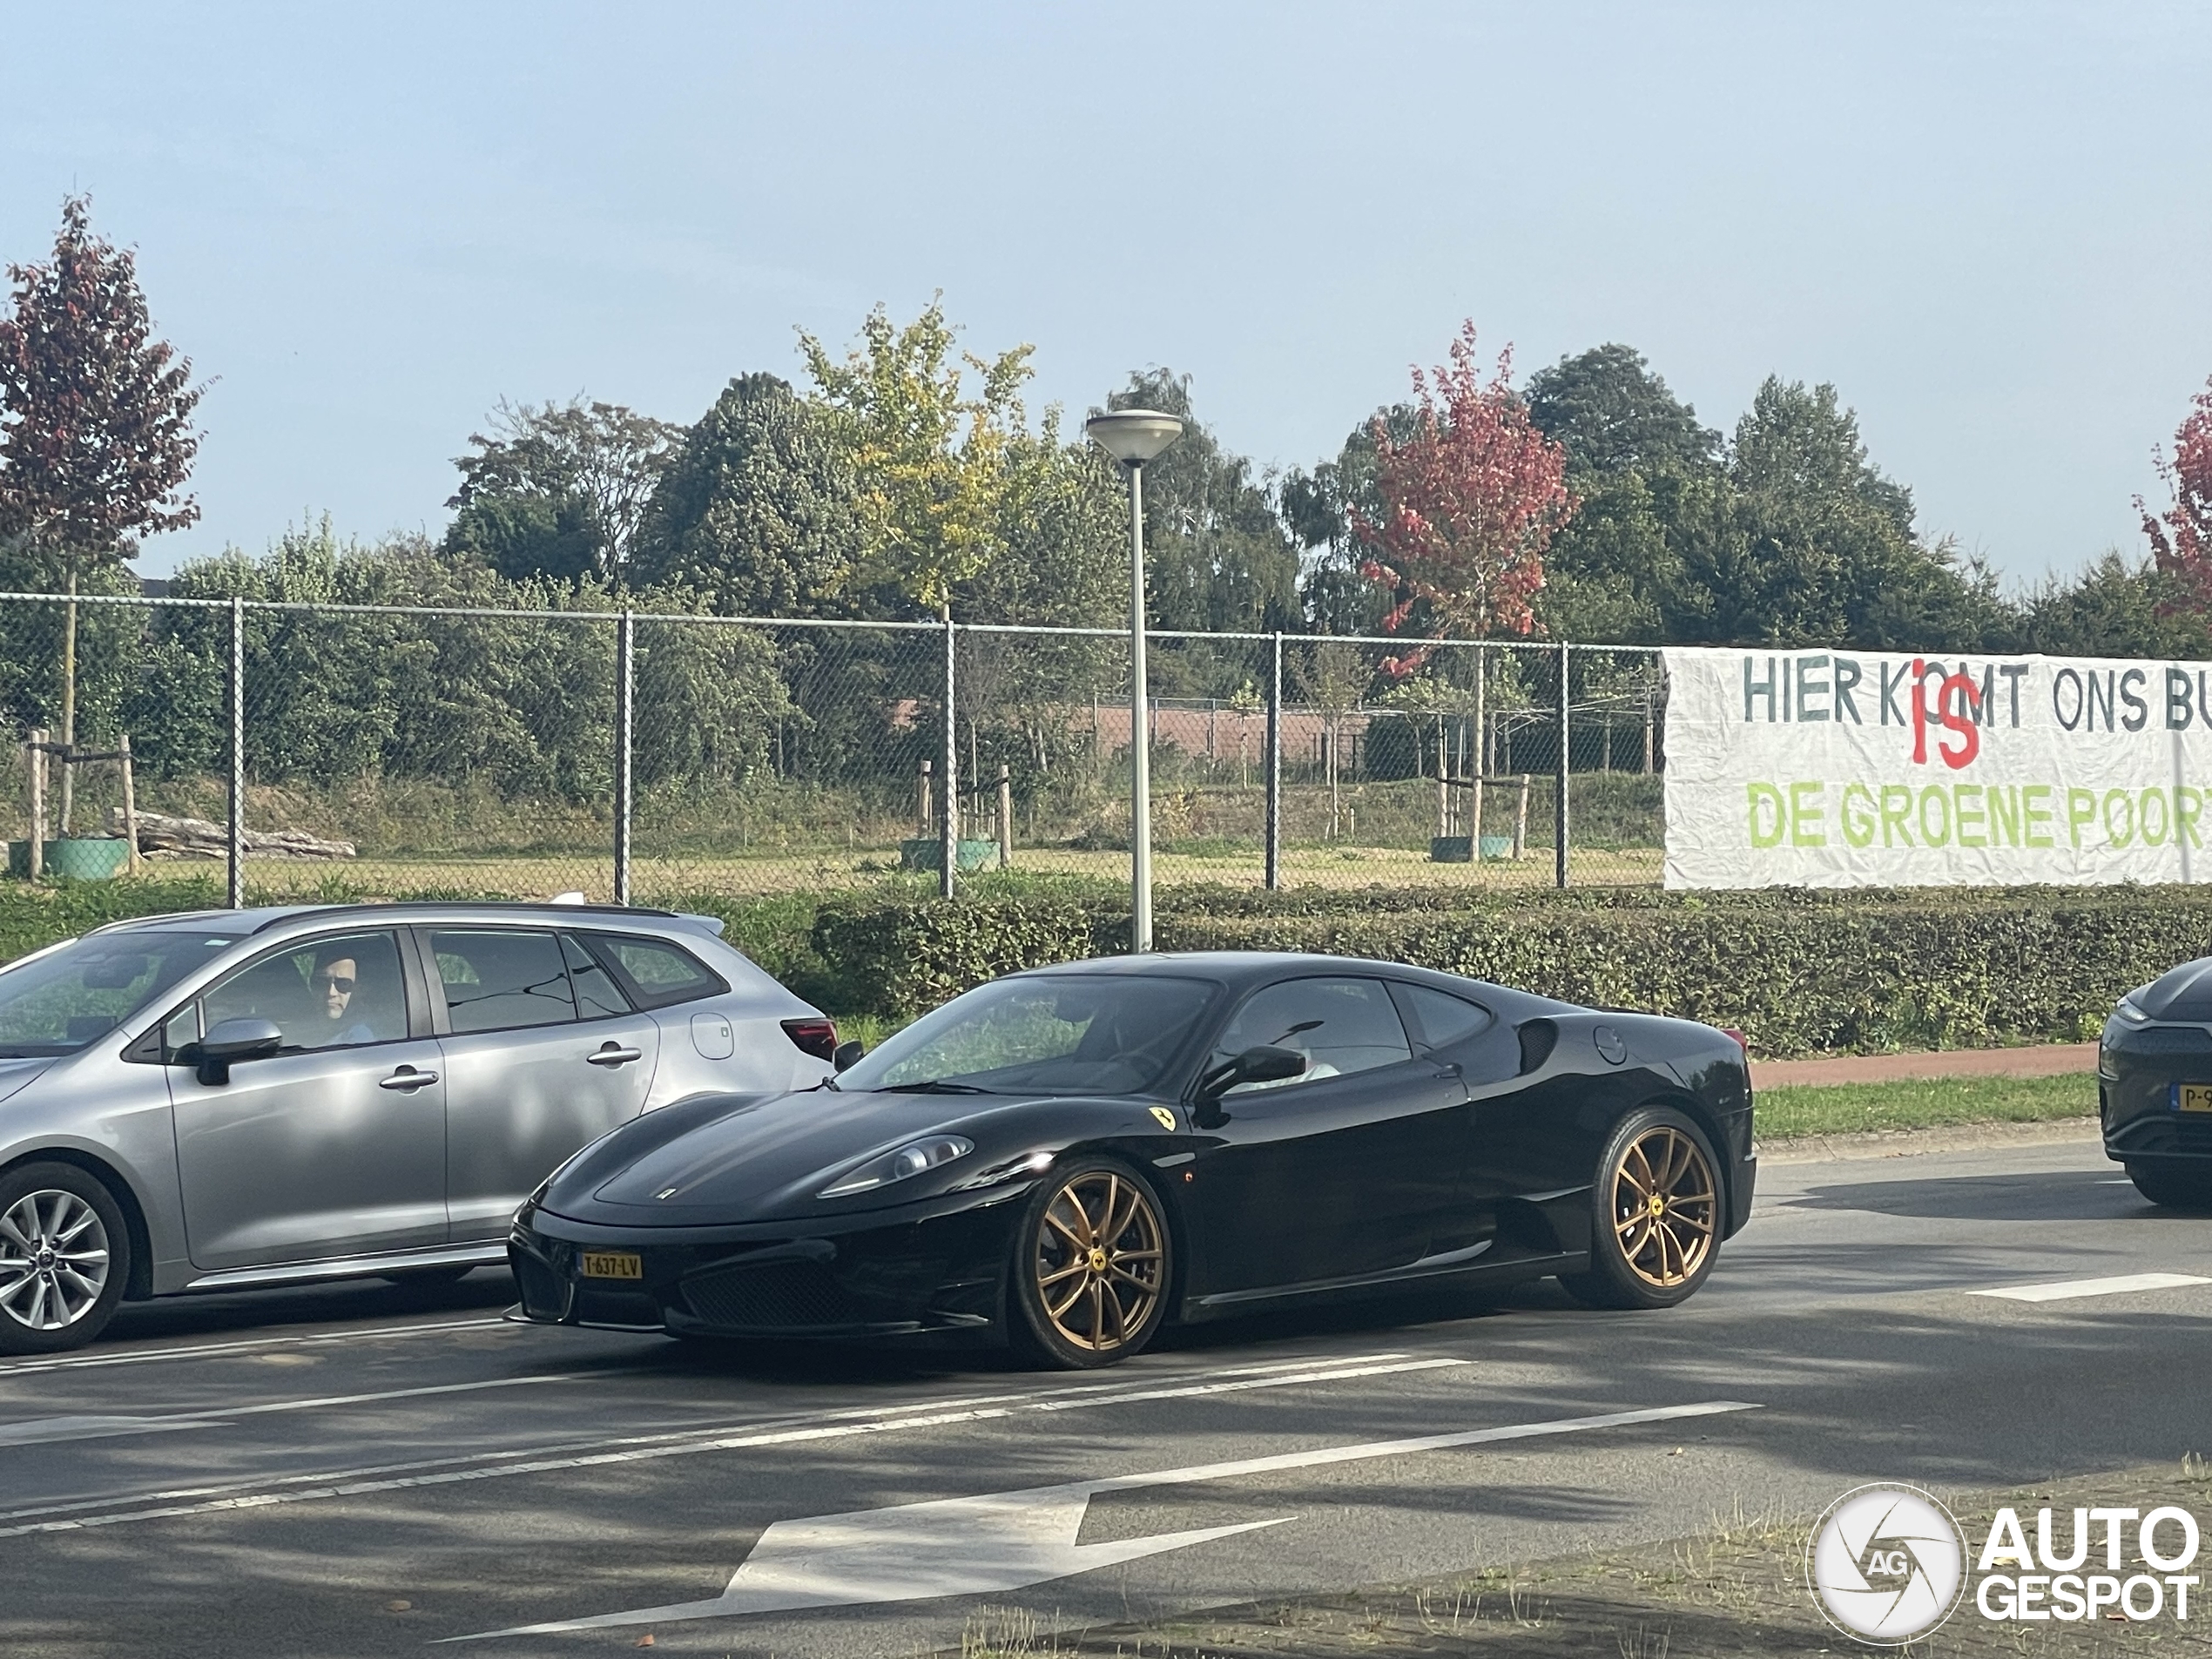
[1184,975,1468,1299]
[425,927,662,1242]
[167,928,448,1271]
[1386,981,1521,1257]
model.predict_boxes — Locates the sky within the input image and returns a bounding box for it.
[4,1,2209,586]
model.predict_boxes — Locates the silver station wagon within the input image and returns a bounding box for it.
[0,901,836,1353]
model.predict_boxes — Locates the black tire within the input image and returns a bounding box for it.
[1560,1107,1723,1312]
[2126,1162,2212,1210]
[1008,1158,1173,1370]
[0,1161,132,1356]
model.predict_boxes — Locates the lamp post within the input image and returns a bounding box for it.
[1085,408,1184,953]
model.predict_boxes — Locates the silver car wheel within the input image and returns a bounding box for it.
[0,1190,111,1332]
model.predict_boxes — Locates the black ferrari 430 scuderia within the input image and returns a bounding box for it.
[509,952,1755,1367]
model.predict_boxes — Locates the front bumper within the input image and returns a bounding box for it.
[2099,1017,2212,1164]
[507,1186,1029,1341]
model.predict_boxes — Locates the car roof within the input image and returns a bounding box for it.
[1012,950,1570,1012]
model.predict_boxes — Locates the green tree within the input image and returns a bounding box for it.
[799,299,1039,619]
[1522,345,1721,643]
[1523,343,1720,478]
[444,398,680,585]
[1694,378,2008,650]
[2018,551,2210,658]
[631,373,865,617]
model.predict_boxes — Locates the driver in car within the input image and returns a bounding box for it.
[308,952,381,1047]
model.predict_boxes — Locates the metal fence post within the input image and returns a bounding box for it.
[1555,639,1570,890]
[1264,631,1283,890]
[227,596,245,908]
[941,613,957,900]
[614,609,634,906]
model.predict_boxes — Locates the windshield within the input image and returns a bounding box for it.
[839,974,1217,1097]
[0,930,239,1058]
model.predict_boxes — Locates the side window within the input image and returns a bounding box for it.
[580,932,727,1012]
[563,934,631,1020]
[431,930,577,1035]
[1392,984,1495,1052]
[1209,977,1413,1094]
[199,931,408,1052]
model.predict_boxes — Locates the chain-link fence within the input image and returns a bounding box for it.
[0,590,1666,905]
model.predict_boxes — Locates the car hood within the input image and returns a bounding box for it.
[0,1057,54,1108]
[542,1087,1143,1226]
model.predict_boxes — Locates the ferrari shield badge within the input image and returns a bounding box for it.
[1149,1106,1178,1130]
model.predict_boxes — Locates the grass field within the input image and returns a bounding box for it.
[197,842,1664,901]
[1755,1072,2095,1140]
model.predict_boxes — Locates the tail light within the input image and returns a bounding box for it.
[781,1017,839,1062]
[1723,1028,1750,1057]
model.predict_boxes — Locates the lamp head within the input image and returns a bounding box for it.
[1085,408,1184,466]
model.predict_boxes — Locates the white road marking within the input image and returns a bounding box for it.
[451,1399,1763,1640]
[1971,1272,2212,1303]
[0,1353,1465,1537]
[0,1317,511,1380]
[0,1372,583,1449]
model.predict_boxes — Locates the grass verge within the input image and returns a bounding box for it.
[1756,1073,2095,1141]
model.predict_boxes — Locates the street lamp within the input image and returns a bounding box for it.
[1086,408,1184,953]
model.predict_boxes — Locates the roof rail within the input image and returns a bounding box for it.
[249,900,680,934]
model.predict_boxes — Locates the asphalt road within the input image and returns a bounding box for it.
[4,1126,2208,1658]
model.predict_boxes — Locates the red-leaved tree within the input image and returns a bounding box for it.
[2141,374,2212,608]
[1353,320,1575,674]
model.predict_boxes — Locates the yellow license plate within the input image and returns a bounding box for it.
[2179,1086,2212,1115]
[580,1251,643,1279]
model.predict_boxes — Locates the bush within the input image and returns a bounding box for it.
[804,881,2212,1055]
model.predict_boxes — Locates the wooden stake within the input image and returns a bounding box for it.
[997,764,1013,871]
[1514,772,1530,861]
[27,729,46,880]
[118,732,141,876]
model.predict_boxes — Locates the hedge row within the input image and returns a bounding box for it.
[808,883,2212,1055]
[8,875,2206,1057]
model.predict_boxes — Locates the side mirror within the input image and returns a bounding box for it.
[832,1039,867,1074]
[1197,1043,1306,1101]
[185,1017,284,1086]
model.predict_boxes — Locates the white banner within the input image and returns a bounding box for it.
[1662,646,2212,888]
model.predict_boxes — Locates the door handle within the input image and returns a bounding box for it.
[587,1044,644,1067]
[380,1067,439,1090]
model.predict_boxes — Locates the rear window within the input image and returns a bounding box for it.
[579,932,726,1012]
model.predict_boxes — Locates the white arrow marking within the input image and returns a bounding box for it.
[452,1398,1759,1640]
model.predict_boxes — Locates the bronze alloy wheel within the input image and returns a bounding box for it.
[1608,1123,1717,1289]
[1030,1168,1166,1357]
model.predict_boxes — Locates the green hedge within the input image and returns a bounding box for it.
[9,874,2202,1058]
[806,883,2212,1055]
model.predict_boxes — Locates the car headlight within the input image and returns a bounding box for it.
[819,1135,974,1198]
[2115,1000,2151,1025]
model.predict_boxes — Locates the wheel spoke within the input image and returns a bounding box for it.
[0,1211,36,1254]
[1048,1277,1088,1318]
[1084,1280,1107,1349]
[54,1204,100,1247]
[1039,1259,1088,1289]
[1044,1208,1089,1251]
